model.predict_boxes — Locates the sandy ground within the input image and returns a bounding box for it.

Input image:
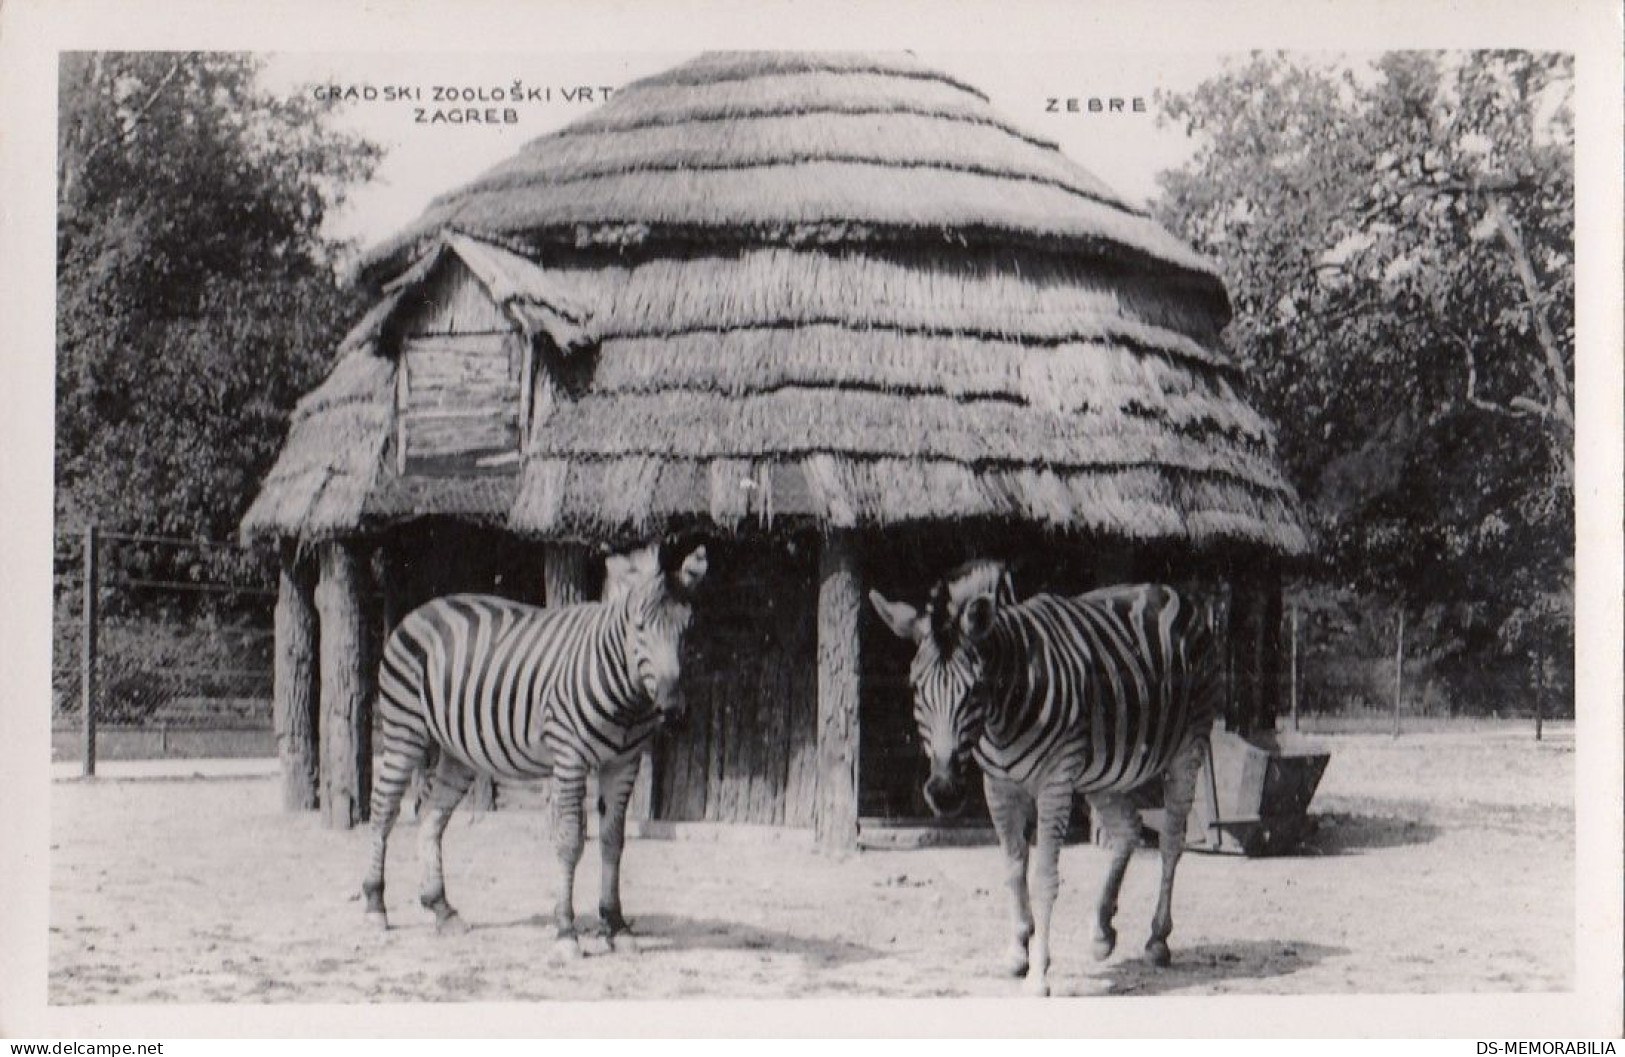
[49,726,1573,1002]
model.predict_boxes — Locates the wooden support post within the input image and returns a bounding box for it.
[1289,602,1300,732]
[1261,562,1283,732]
[545,542,591,606]
[317,541,377,829]
[1226,560,1283,736]
[274,545,320,810]
[80,524,99,778]
[814,532,861,851]
[1392,607,1405,739]
[1092,543,1136,589]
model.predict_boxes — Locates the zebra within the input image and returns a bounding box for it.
[361,540,710,960]
[869,561,1220,996]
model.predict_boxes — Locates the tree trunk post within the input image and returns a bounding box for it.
[1392,606,1405,739]
[1261,562,1283,732]
[80,524,99,778]
[814,532,861,851]
[317,540,377,829]
[1289,601,1300,732]
[545,542,591,606]
[274,544,320,810]
[1226,560,1282,737]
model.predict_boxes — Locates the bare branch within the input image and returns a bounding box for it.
[1447,329,1547,420]
[1484,193,1574,428]
[61,53,196,202]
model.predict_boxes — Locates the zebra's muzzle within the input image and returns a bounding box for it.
[654,692,687,733]
[923,772,966,818]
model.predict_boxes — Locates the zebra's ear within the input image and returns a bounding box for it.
[869,590,926,642]
[960,594,998,644]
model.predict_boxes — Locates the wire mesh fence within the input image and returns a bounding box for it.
[1280,594,1570,737]
[53,527,278,766]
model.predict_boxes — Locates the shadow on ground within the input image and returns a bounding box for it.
[466,912,882,968]
[1300,811,1441,854]
[1088,939,1346,997]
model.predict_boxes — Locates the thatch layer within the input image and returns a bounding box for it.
[530,247,1228,367]
[374,163,1213,281]
[510,454,1310,554]
[240,350,395,542]
[359,52,1215,287]
[459,111,1127,217]
[588,329,1272,441]
[524,388,1289,492]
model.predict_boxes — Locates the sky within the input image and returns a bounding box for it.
[258,51,1241,256]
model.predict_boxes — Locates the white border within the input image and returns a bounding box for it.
[1,0,1619,1038]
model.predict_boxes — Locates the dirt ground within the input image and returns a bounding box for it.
[49,725,1573,1002]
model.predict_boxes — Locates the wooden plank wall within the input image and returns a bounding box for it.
[394,259,524,475]
[655,542,818,826]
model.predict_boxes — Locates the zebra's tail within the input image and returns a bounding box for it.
[371,617,436,828]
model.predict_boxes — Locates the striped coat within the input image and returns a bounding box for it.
[969,585,1218,792]
[362,543,707,956]
[872,564,1219,995]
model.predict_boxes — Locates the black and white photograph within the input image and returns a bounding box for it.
[1,0,1620,1041]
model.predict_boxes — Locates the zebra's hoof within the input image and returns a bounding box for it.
[550,937,582,963]
[1021,973,1051,998]
[1004,950,1030,978]
[436,911,470,936]
[365,910,389,932]
[1092,929,1117,961]
[607,932,640,955]
[1145,938,1171,968]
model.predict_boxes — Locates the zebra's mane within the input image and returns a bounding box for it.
[926,559,1015,652]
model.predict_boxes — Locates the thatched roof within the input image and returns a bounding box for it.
[358,52,1221,293]
[244,52,1310,557]
[240,348,394,540]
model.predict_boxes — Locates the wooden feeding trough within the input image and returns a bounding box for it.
[1113,729,1330,856]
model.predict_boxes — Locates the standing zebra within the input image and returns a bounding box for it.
[870,561,1220,996]
[362,540,709,960]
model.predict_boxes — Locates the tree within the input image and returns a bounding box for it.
[55,52,380,578]
[1155,52,1573,703]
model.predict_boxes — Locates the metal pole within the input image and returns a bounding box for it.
[1289,603,1300,732]
[81,524,99,777]
[1392,606,1404,739]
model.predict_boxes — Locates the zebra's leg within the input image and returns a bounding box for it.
[416,751,477,934]
[548,759,590,962]
[361,726,431,930]
[595,751,642,952]
[1146,734,1205,968]
[1083,791,1143,961]
[983,774,1035,978]
[1023,777,1076,997]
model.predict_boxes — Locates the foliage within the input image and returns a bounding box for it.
[55,52,380,581]
[1155,52,1574,693]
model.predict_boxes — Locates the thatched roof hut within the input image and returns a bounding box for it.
[245,51,1307,843]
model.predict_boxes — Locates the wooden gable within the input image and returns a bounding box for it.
[393,257,527,476]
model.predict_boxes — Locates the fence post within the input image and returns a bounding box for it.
[1392,607,1405,738]
[1533,649,1545,742]
[80,524,100,778]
